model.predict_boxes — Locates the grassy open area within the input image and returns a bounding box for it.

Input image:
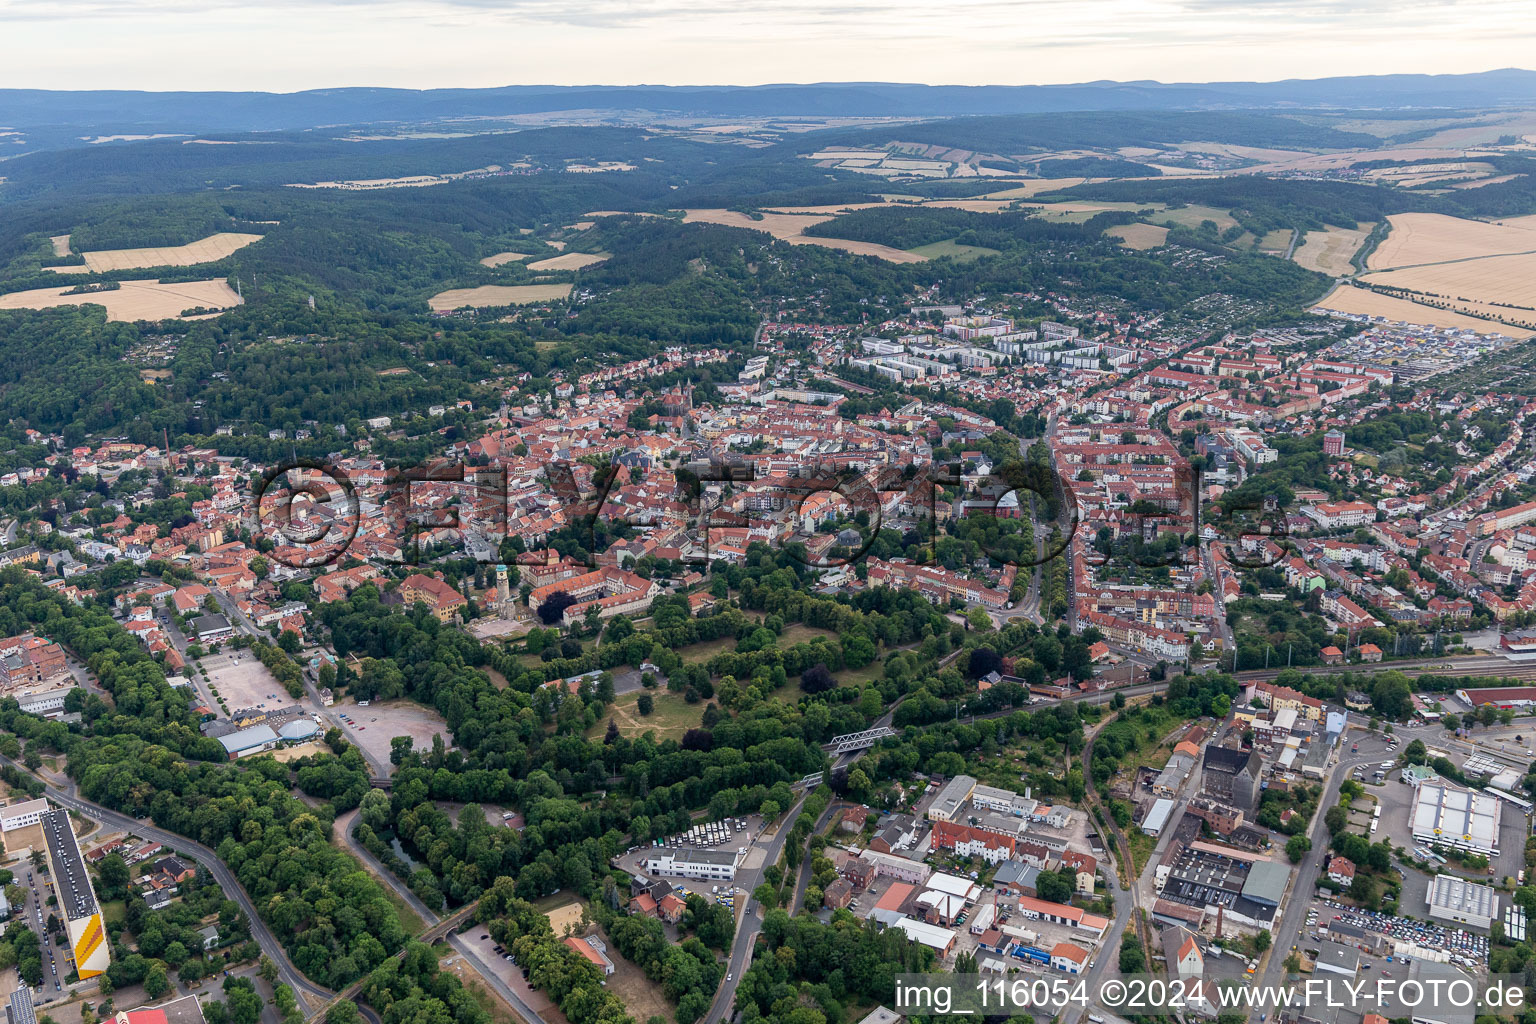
[100,900,126,925]
[906,238,1000,261]
[673,633,737,664]
[597,689,701,742]
[1149,203,1239,234]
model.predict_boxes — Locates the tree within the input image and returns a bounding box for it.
[800,663,836,694]
[1253,930,1271,953]
[1286,835,1312,863]
[637,693,654,716]
[95,854,129,896]
[1119,934,1145,973]
[966,646,1003,680]
[143,964,169,1000]
[1324,805,1348,835]
[536,591,577,626]
[1035,870,1073,904]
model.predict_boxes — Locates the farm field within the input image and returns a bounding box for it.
[1254,228,1294,252]
[906,238,999,260]
[427,283,572,310]
[1104,222,1169,250]
[1310,283,1534,339]
[979,177,1089,198]
[48,231,263,272]
[682,208,835,238]
[525,251,609,272]
[1367,212,1536,269]
[680,207,926,263]
[1291,223,1375,275]
[1361,252,1536,315]
[479,251,533,267]
[0,278,242,321]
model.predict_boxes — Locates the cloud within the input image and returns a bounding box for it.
[0,0,1531,90]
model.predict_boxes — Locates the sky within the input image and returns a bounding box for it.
[0,0,1533,92]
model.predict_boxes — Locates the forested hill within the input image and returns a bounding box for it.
[4,70,1536,134]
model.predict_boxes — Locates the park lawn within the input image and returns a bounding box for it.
[832,661,883,688]
[779,623,839,646]
[597,689,701,742]
[906,238,1000,261]
[675,634,738,665]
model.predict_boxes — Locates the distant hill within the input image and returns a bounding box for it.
[3,69,1536,133]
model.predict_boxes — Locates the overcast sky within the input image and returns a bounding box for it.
[1,0,1532,91]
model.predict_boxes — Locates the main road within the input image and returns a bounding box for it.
[1248,730,1400,1018]
[0,757,333,1012]
[701,790,811,1024]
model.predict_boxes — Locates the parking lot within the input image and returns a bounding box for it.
[454,929,558,1016]
[199,649,288,711]
[331,699,451,765]
[1365,754,1526,886]
[1306,896,1488,970]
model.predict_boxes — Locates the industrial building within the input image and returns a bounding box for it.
[8,988,36,1024]
[926,775,978,823]
[0,798,48,832]
[1426,874,1499,930]
[1411,780,1501,855]
[41,808,110,978]
[639,847,739,882]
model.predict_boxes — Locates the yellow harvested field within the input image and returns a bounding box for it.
[1368,212,1536,269]
[1291,223,1375,276]
[680,207,924,263]
[0,278,243,321]
[1105,223,1169,250]
[795,235,927,263]
[918,199,1015,213]
[1362,252,1536,312]
[50,232,264,273]
[1450,174,1524,190]
[683,208,834,239]
[479,252,533,267]
[981,178,1087,199]
[428,284,573,311]
[49,235,70,257]
[761,203,886,216]
[1311,284,1533,339]
[525,252,609,272]
[1238,147,1469,176]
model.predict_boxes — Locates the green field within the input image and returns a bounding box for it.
[597,689,702,741]
[1149,203,1240,234]
[906,238,1001,261]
